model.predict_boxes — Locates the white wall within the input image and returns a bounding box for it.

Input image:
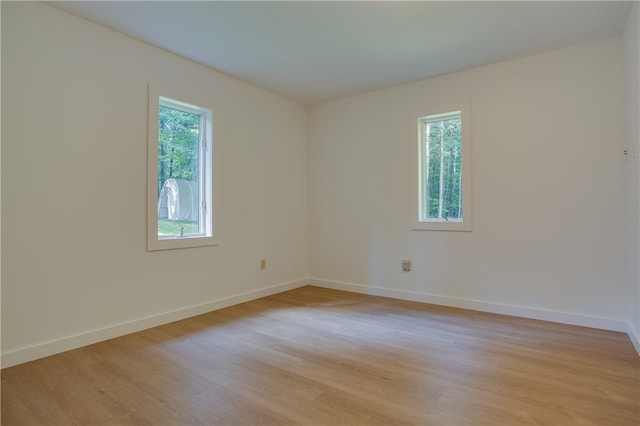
[309,37,628,330]
[1,2,309,366]
[2,2,637,368]
[624,2,640,353]
[0,1,3,362]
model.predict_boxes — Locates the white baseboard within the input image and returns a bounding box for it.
[310,278,628,333]
[628,324,640,356]
[5,278,634,368]
[1,279,308,369]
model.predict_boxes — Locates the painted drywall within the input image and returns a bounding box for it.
[624,2,640,352]
[309,37,628,329]
[0,1,3,362]
[1,2,309,366]
[2,1,637,367]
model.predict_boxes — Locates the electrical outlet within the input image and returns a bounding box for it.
[402,259,411,272]
[260,259,266,270]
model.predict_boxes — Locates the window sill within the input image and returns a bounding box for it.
[147,235,220,251]
[412,221,472,232]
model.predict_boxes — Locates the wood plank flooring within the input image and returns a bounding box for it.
[2,286,638,425]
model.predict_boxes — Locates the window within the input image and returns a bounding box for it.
[147,84,218,250]
[412,102,471,231]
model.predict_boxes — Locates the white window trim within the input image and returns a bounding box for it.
[411,101,472,232]
[147,83,219,251]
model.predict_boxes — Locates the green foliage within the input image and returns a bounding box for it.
[423,118,462,220]
[158,106,200,196]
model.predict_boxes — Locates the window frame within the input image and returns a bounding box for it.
[411,101,472,232]
[147,83,219,251]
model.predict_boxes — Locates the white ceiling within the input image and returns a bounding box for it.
[51,1,633,105]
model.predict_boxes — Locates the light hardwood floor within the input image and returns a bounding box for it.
[2,286,638,425]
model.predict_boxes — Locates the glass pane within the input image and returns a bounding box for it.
[157,105,201,238]
[421,116,462,221]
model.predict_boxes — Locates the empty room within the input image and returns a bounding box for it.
[2,1,639,425]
